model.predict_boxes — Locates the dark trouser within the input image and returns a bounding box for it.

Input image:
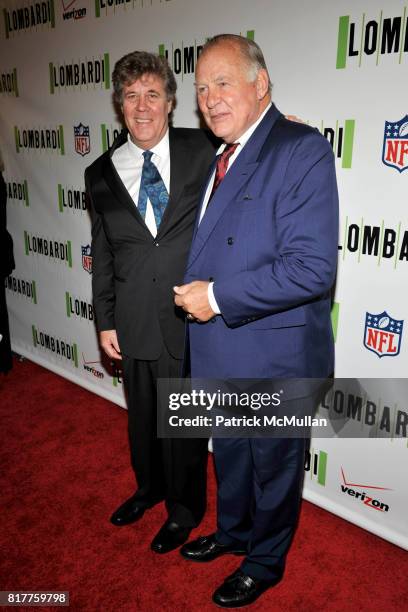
[122,346,208,528]
[213,436,307,581]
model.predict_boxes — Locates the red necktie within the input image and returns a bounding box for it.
[209,142,239,201]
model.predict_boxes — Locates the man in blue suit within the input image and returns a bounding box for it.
[174,34,338,607]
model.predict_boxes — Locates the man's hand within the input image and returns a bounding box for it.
[100,329,122,360]
[174,281,215,322]
[285,114,304,124]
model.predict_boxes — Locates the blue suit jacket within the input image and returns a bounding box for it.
[185,104,339,379]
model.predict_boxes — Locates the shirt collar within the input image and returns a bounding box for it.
[216,102,272,155]
[127,128,170,160]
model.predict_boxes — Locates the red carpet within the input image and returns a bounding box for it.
[1,358,407,611]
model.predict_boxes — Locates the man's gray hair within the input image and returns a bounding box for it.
[200,34,272,92]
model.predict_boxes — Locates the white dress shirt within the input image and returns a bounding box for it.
[203,103,272,314]
[111,130,170,237]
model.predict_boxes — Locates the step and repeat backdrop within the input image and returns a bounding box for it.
[1,0,407,549]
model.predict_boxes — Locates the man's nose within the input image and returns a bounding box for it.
[136,95,148,110]
[206,87,219,109]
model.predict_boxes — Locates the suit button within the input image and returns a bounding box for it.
[227,237,234,245]
[152,278,156,282]
[154,242,159,247]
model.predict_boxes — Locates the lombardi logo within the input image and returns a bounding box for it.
[159,30,255,78]
[32,324,78,367]
[3,0,55,38]
[0,70,19,97]
[58,184,87,213]
[49,54,110,93]
[24,231,72,267]
[336,9,408,69]
[304,449,328,486]
[95,0,171,19]
[15,125,64,155]
[6,276,37,303]
[339,218,408,268]
[7,180,29,207]
[65,291,94,322]
[101,123,121,152]
[318,119,355,169]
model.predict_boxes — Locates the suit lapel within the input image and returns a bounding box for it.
[156,128,188,237]
[187,104,283,269]
[190,155,218,245]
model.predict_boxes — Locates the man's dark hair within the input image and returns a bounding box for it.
[112,51,177,106]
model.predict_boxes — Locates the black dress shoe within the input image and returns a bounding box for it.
[212,568,279,607]
[110,496,146,526]
[150,521,191,554]
[180,533,246,562]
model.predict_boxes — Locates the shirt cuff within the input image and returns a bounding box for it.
[208,282,221,315]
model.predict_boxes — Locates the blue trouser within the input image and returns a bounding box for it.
[213,436,307,581]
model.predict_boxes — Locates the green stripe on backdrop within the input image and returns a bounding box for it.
[331,303,340,342]
[32,281,37,305]
[73,343,78,368]
[342,120,355,168]
[59,125,65,155]
[13,68,19,96]
[3,9,9,39]
[14,126,19,153]
[65,292,71,317]
[50,0,55,27]
[58,184,63,212]
[336,16,349,69]
[104,53,110,89]
[49,63,54,95]
[24,180,29,206]
[318,451,328,485]
[101,125,108,153]
[67,241,72,267]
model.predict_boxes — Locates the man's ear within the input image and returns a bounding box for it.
[256,69,269,99]
[167,99,173,114]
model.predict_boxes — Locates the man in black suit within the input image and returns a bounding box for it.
[0,152,15,374]
[85,51,214,553]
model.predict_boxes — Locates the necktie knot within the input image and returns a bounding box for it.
[143,150,153,163]
[210,142,239,200]
[220,142,239,163]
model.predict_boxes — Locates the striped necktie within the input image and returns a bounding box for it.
[208,142,239,201]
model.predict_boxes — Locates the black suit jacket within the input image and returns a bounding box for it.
[0,172,15,279]
[85,127,216,359]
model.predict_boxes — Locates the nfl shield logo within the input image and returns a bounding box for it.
[74,123,90,157]
[82,244,92,274]
[382,115,408,173]
[363,311,404,358]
